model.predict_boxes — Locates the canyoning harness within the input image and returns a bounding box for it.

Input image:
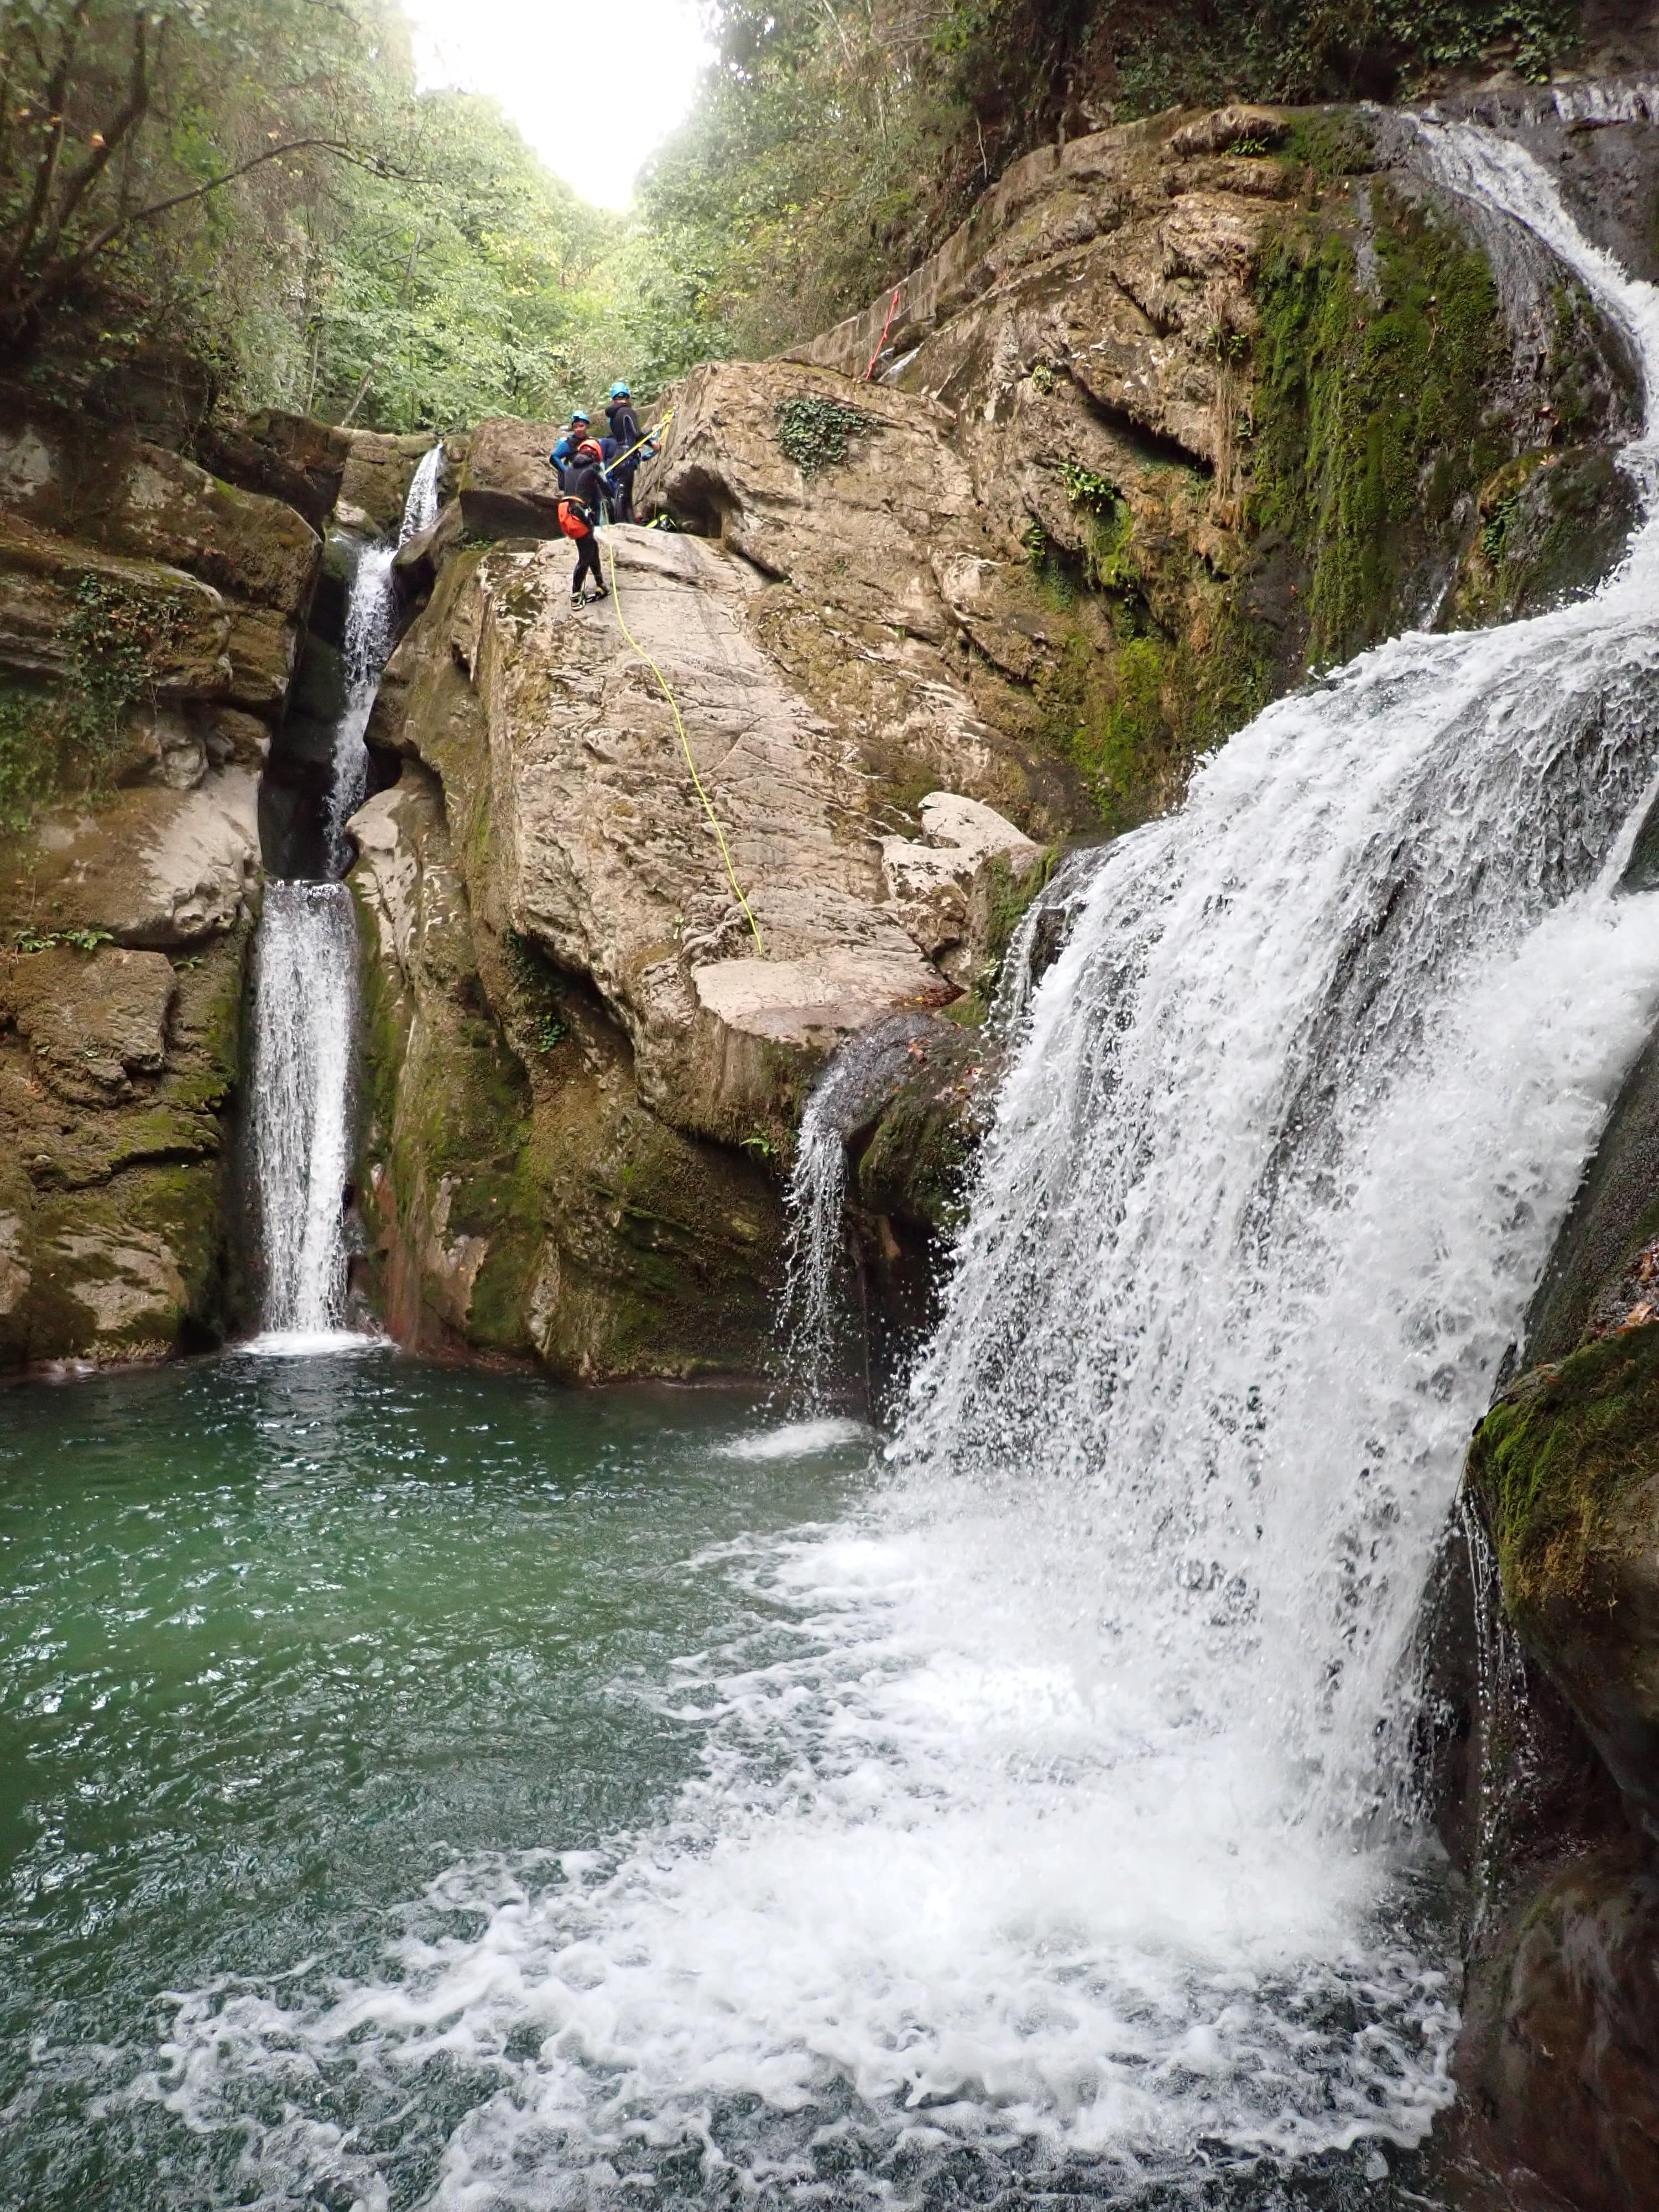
[556,495,595,540]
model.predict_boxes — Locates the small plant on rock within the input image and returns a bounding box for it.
[773,395,878,478]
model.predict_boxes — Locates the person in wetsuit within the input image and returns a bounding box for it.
[562,439,609,603]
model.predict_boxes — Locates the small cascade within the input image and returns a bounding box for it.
[324,541,396,874]
[399,441,444,545]
[247,451,439,1340]
[779,1084,852,1403]
[248,883,360,1337]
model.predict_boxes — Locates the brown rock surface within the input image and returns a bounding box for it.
[456,416,566,539]
[337,430,431,534]
[0,513,232,695]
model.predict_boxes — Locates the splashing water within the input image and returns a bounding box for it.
[136,124,1659,2203]
[247,883,360,1337]
[400,440,445,544]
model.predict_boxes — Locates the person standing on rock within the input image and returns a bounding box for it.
[548,408,593,488]
[604,382,645,524]
[559,439,610,605]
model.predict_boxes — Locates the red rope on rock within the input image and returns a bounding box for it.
[864,285,902,380]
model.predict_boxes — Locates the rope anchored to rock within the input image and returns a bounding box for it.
[601,525,766,957]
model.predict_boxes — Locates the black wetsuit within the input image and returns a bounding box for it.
[564,455,607,595]
[606,400,644,523]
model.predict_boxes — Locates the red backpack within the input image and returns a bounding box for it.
[556,497,592,540]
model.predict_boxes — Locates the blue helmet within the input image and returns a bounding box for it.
[571,408,590,423]
[609,380,630,399]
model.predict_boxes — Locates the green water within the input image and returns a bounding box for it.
[0,1347,863,2208]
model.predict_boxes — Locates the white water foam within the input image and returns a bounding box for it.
[722,1416,874,1459]
[247,883,360,1337]
[140,127,1659,2203]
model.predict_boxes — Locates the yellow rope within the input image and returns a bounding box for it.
[601,525,765,956]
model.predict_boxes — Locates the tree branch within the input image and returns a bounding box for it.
[7,135,403,322]
[0,0,90,299]
[30,7,148,273]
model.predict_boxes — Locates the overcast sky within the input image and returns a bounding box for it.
[405,0,713,208]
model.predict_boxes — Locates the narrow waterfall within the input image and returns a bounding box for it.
[247,883,361,1334]
[247,449,441,1338]
[400,440,445,543]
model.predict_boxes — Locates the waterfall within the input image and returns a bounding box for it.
[899,119,1659,1861]
[248,883,360,1337]
[322,540,396,875]
[162,124,1659,2194]
[400,441,445,544]
[244,458,444,1340]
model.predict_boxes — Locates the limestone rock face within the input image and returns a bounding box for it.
[337,429,432,535]
[0,513,232,695]
[456,417,566,539]
[26,771,260,950]
[196,410,352,532]
[350,765,781,1378]
[0,398,320,714]
[354,509,1068,1371]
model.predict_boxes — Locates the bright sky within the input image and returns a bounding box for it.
[406,0,713,210]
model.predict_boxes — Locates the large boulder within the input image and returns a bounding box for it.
[336,429,433,535]
[196,410,353,533]
[456,416,566,539]
[0,399,321,714]
[351,766,781,1377]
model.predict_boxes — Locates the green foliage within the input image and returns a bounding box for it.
[13,925,113,954]
[1481,485,1524,563]
[58,576,182,765]
[773,395,878,477]
[1251,189,1508,665]
[0,686,58,833]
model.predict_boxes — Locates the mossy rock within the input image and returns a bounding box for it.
[1471,1326,1659,1619]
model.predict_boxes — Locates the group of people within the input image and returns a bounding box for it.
[548,382,655,605]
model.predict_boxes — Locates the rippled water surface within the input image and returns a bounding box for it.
[0,1350,867,2208]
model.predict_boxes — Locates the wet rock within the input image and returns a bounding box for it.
[1461,1845,1659,2212]
[1470,1326,1659,1837]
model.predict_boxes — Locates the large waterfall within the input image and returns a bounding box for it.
[158,130,1659,2200]
[247,445,439,1339]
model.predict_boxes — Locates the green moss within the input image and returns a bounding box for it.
[1252,187,1509,666]
[1470,1324,1659,1617]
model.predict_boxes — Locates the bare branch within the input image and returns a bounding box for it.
[7,136,405,322]
[30,7,148,271]
[0,0,89,299]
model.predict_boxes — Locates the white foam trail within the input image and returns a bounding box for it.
[399,441,445,545]
[144,126,1659,2202]
[248,883,360,1336]
[236,1328,384,1359]
[722,1416,873,1459]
